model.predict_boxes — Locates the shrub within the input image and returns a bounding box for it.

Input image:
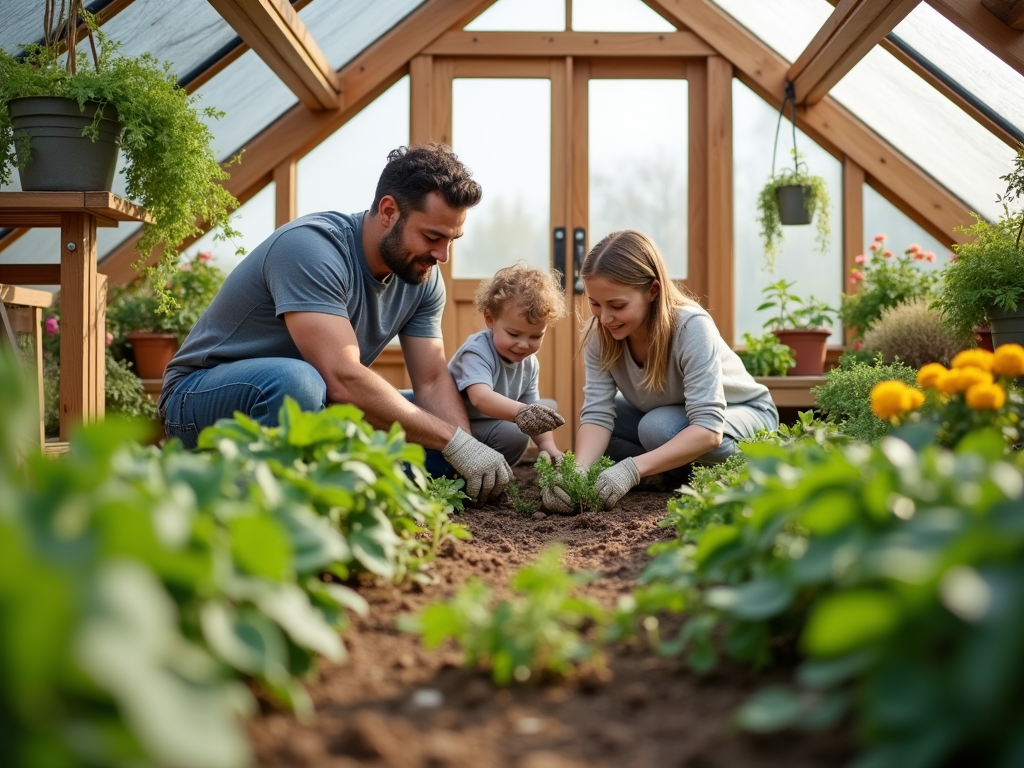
[811,356,918,443]
[862,298,971,369]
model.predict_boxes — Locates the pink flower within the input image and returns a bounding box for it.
[909,243,921,253]
[883,250,892,258]
[912,250,925,261]
[181,263,192,271]
[105,332,113,346]
[198,251,212,263]
[853,341,864,350]
[950,253,958,263]
[873,234,885,242]
[44,317,59,335]
[924,251,935,262]
[850,270,864,284]
[855,254,867,264]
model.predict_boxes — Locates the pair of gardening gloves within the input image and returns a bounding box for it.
[539,455,641,514]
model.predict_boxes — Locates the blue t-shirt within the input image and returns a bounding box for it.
[160,211,445,406]
[448,329,540,420]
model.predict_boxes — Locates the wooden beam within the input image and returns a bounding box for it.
[0,265,61,284]
[686,58,709,305]
[96,0,500,286]
[423,31,715,57]
[928,0,1024,77]
[206,0,340,110]
[842,156,865,343]
[645,0,971,247]
[982,0,1024,29]
[272,159,296,227]
[706,56,734,345]
[790,0,921,104]
[0,284,53,308]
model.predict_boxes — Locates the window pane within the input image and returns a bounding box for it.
[572,0,675,32]
[297,77,410,218]
[732,79,843,341]
[589,79,688,278]
[710,0,834,62]
[466,0,565,31]
[183,183,277,275]
[452,79,551,279]
[299,0,428,71]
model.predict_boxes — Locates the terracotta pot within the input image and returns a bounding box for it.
[126,332,178,380]
[773,328,831,375]
[973,325,994,352]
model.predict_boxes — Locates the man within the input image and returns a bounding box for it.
[158,144,512,502]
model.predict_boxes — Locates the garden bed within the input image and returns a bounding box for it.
[249,466,852,768]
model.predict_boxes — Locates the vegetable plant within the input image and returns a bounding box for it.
[534,451,613,514]
[736,331,795,377]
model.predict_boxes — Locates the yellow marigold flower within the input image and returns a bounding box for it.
[916,363,947,390]
[965,382,1006,410]
[992,344,1024,378]
[938,368,993,394]
[871,381,921,420]
[951,348,994,372]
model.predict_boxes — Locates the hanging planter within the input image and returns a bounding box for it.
[8,96,123,191]
[755,83,832,271]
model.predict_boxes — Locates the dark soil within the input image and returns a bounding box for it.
[250,466,853,768]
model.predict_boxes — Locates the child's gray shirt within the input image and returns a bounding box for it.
[448,329,540,420]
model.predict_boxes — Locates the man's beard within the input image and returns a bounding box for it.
[378,216,437,285]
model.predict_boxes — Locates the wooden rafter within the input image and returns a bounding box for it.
[789,0,922,104]
[928,0,1024,77]
[206,0,340,110]
[95,0,500,285]
[423,31,715,57]
[982,0,1024,29]
[644,0,971,246]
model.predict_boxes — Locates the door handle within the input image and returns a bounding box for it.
[553,226,566,291]
[572,227,586,295]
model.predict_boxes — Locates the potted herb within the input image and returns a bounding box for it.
[0,0,240,295]
[757,150,832,270]
[107,251,226,379]
[934,145,1024,349]
[736,332,795,377]
[757,279,836,375]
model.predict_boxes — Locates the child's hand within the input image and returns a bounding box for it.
[515,404,565,436]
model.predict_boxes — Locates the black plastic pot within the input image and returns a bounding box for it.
[8,96,123,191]
[988,303,1024,349]
[775,184,814,225]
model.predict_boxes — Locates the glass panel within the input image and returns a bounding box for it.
[466,0,565,31]
[832,48,1013,221]
[451,79,551,278]
[182,183,277,275]
[732,79,843,341]
[300,0,428,71]
[297,77,410,217]
[710,0,834,63]
[572,0,675,32]
[863,185,952,275]
[588,79,688,278]
[0,228,59,265]
[892,4,1024,137]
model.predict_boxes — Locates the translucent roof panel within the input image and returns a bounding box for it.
[299,0,427,72]
[710,0,833,63]
[466,0,565,31]
[572,0,676,32]
[2,0,108,55]
[892,3,1024,138]
[863,185,951,275]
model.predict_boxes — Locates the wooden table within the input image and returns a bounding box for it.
[755,375,827,409]
[0,192,150,440]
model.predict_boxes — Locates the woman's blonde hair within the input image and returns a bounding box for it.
[475,262,568,326]
[580,230,700,392]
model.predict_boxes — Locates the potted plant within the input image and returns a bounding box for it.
[757,279,837,375]
[107,251,226,380]
[934,146,1024,349]
[0,0,240,296]
[736,332,795,377]
[756,149,832,271]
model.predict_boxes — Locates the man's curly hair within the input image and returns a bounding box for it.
[475,263,568,326]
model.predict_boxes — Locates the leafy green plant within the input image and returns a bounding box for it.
[811,355,918,443]
[756,150,832,270]
[534,451,613,514]
[400,544,605,685]
[757,279,837,331]
[0,3,241,302]
[506,482,538,515]
[736,331,795,377]
[427,476,469,516]
[862,298,970,369]
[840,235,940,339]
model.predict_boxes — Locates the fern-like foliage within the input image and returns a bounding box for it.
[534,451,613,514]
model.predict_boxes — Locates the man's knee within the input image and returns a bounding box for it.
[473,420,529,465]
[266,361,327,414]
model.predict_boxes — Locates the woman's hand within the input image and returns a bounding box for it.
[594,458,641,509]
[537,450,577,515]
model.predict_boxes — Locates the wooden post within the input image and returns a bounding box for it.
[96,273,107,421]
[33,305,45,446]
[273,159,297,227]
[705,56,735,345]
[843,156,865,344]
[59,212,99,439]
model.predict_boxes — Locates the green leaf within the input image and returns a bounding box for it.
[348,509,401,579]
[200,602,289,679]
[706,577,794,621]
[802,590,902,657]
[256,584,344,662]
[229,516,291,581]
[734,687,804,733]
[694,525,741,565]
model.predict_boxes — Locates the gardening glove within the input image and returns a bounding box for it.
[594,458,641,510]
[442,427,512,504]
[515,403,565,437]
[538,451,580,516]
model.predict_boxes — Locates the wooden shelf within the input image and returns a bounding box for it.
[0,191,152,227]
[755,375,826,408]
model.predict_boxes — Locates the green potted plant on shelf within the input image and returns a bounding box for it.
[757,279,837,375]
[0,0,240,299]
[107,251,226,380]
[933,144,1024,349]
[736,332,795,377]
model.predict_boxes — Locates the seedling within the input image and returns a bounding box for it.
[506,482,538,515]
[534,451,613,514]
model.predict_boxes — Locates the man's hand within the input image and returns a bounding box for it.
[442,427,512,503]
[515,404,565,437]
[594,458,641,509]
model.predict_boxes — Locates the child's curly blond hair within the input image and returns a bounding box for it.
[474,262,568,326]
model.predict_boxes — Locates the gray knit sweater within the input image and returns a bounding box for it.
[579,305,773,437]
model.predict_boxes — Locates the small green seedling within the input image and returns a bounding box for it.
[534,451,613,513]
[506,482,538,515]
[427,476,470,515]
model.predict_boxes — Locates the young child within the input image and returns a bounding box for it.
[448,263,568,466]
[542,230,779,514]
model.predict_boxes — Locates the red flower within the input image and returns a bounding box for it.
[850,270,864,284]
[855,254,867,264]
[198,251,213,263]
[924,251,935,262]
[883,250,892,258]
[853,341,864,350]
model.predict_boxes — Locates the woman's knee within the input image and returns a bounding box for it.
[636,406,690,451]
